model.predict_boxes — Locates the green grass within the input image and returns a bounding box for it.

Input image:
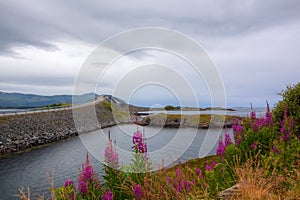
[102,100,112,111]
[41,102,71,109]
[145,114,241,124]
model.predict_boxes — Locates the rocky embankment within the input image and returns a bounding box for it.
[0,110,78,154]
[0,98,147,155]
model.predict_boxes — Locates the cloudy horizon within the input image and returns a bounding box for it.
[0,0,299,107]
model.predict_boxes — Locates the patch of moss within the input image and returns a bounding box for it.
[102,100,112,111]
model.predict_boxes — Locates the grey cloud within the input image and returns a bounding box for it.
[0,76,75,87]
[1,0,300,107]
[1,0,300,56]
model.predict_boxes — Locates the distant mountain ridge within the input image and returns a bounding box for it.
[0,92,99,108]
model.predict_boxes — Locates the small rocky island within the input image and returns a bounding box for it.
[136,114,237,128]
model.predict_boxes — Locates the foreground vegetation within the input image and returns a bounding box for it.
[19,83,300,200]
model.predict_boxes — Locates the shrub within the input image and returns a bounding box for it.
[164,105,180,110]
[273,82,300,134]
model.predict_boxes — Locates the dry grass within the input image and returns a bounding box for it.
[17,187,31,200]
[17,171,56,200]
[230,160,300,200]
[17,187,46,200]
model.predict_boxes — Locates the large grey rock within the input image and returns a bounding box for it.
[218,184,241,200]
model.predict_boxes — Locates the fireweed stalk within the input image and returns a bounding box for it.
[102,130,120,199]
[132,130,148,156]
[78,154,101,196]
[279,108,295,168]
[232,121,244,145]
[104,130,119,169]
[216,131,232,156]
[129,114,151,173]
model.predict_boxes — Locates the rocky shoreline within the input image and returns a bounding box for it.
[0,111,74,155]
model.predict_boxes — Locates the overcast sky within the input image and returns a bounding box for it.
[0,0,299,107]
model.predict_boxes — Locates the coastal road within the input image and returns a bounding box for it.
[0,96,106,116]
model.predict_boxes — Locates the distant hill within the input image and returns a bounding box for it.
[0,92,99,108]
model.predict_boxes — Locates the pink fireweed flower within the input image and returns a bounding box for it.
[235,138,242,145]
[251,121,259,133]
[250,142,257,150]
[175,179,185,192]
[172,176,186,193]
[224,133,232,146]
[265,101,273,126]
[196,167,201,175]
[279,109,294,141]
[132,130,148,160]
[185,181,193,192]
[83,165,94,182]
[174,168,184,191]
[212,160,218,167]
[172,167,192,193]
[78,181,88,194]
[272,145,280,154]
[78,153,100,195]
[64,179,74,187]
[196,167,203,179]
[250,111,256,119]
[250,110,256,120]
[138,142,145,152]
[257,118,266,127]
[250,104,259,132]
[166,176,171,183]
[216,136,226,156]
[232,121,244,145]
[133,184,143,200]
[217,133,232,156]
[250,103,256,119]
[232,121,243,135]
[175,167,183,177]
[102,190,114,200]
[104,131,119,168]
[132,130,143,144]
[205,162,213,171]
[64,179,76,200]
